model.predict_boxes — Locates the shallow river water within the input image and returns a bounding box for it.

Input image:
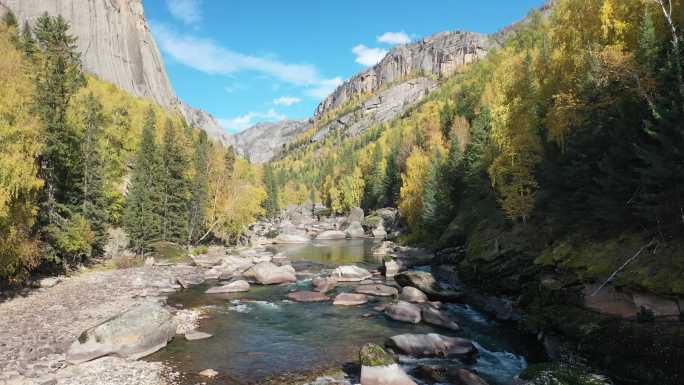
[148,240,539,385]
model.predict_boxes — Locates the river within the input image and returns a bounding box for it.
[147,239,540,385]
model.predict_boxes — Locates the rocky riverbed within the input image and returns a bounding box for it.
[0,206,541,385]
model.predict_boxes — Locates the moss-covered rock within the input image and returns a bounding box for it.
[359,343,395,366]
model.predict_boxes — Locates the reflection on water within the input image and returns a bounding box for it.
[147,240,535,385]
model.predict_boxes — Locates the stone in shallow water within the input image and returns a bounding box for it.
[199,368,218,378]
[356,284,399,297]
[184,331,212,341]
[399,286,428,303]
[384,301,422,324]
[316,230,347,240]
[333,293,368,306]
[205,280,250,294]
[387,333,477,358]
[287,291,331,302]
[312,276,337,292]
[331,265,372,282]
[421,306,460,331]
[253,262,297,284]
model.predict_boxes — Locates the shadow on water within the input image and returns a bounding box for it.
[147,240,540,385]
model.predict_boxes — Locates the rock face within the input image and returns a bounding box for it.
[315,31,490,117]
[0,0,225,142]
[311,77,438,143]
[386,333,477,359]
[231,120,311,163]
[66,301,176,364]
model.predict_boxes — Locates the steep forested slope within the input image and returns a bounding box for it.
[267,2,684,383]
[0,16,264,283]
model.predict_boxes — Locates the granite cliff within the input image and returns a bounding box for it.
[0,0,226,143]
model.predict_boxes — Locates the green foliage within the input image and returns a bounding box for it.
[188,130,209,243]
[519,363,610,385]
[123,109,163,253]
[159,119,190,243]
[78,93,109,253]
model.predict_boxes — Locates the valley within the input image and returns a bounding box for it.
[0,1,683,385]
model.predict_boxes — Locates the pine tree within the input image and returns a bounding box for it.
[33,14,85,226]
[79,93,109,252]
[188,130,209,245]
[363,143,385,209]
[21,21,37,60]
[440,101,454,142]
[160,119,190,243]
[124,109,162,253]
[383,144,402,207]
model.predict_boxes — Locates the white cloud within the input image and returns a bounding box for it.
[165,0,203,25]
[273,96,301,106]
[151,23,341,99]
[377,31,411,45]
[352,45,388,67]
[305,77,343,98]
[218,109,287,133]
[223,83,247,93]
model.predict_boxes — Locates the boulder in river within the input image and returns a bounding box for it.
[372,223,387,239]
[345,221,366,238]
[384,301,422,324]
[359,343,417,385]
[312,276,337,292]
[356,284,399,297]
[331,265,372,282]
[316,230,347,240]
[395,271,461,301]
[253,262,297,284]
[273,233,311,244]
[184,331,213,341]
[66,301,176,363]
[421,306,460,331]
[399,286,427,303]
[205,280,250,294]
[287,291,331,302]
[386,333,477,359]
[334,293,369,306]
[347,207,365,224]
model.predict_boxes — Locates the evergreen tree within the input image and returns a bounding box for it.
[33,14,85,225]
[363,143,385,209]
[79,93,109,252]
[441,135,464,216]
[439,101,454,142]
[263,165,279,219]
[160,119,190,243]
[124,109,162,252]
[383,144,402,207]
[21,21,37,60]
[188,130,209,245]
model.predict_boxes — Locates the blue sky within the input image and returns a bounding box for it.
[145,0,546,133]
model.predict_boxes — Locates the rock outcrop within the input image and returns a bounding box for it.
[231,119,311,163]
[315,31,491,117]
[0,0,225,142]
